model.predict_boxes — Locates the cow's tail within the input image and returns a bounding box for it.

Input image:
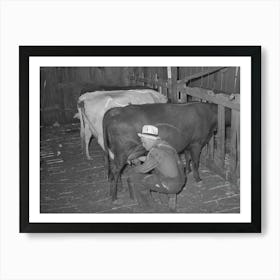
[77,99,86,151]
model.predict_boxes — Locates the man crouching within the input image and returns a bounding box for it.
[127,125,186,211]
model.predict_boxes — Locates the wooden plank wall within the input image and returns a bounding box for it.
[41,67,240,125]
[180,67,240,94]
[132,67,240,102]
[40,67,131,125]
[130,67,169,96]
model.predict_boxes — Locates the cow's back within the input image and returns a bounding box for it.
[105,102,218,154]
[79,89,167,150]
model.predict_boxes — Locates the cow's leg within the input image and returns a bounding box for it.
[110,181,117,201]
[110,168,123,201]
[116,154,128,193]
[110,174,117,201]
[110,157,127,201]
[84,123,92,160]
[104,151,114,182]
[80,127,85,152]
[189,143,203,182]
[109,163,118,201]
[108,160,114,181]
[78,107,85,152]
[184,150,192,175]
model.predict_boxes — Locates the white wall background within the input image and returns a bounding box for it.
[0,0,279,279]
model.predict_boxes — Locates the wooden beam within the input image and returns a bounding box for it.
[180,86,240,111]
[177,67,227,87]
[129,74,169,89]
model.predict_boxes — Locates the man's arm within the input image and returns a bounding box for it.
[134,153,158,173]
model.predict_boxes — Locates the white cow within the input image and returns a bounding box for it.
[77,89,167,160]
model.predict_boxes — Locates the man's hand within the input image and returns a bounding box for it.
[127,156,147,166]
[138,156,147,162]
[127,158,141,166]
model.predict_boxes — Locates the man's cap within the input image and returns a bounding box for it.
[137,125,160,140]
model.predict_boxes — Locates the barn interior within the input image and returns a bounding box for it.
[40,67,240,213]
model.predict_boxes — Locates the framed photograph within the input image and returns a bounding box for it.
[20,46,261,233]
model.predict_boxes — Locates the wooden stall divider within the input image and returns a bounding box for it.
[179,85,240,183]
[171,67,178,103]
[217,104,226,168]
[230,109,240,181]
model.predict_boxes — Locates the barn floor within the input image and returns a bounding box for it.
[40,123,240,213]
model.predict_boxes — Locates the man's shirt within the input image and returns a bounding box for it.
[134,140,184,181]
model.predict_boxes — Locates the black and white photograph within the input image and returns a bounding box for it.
[20,46,260,232]
[40,66,240,214]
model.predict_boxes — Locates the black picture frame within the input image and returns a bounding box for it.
[20,46,261,233]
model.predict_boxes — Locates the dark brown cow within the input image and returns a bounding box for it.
[103,102,222,200]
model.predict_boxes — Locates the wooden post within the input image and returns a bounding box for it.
[171,67,178,103]
[217,105,225,168]
[234,67,239,93]
[167,67,171,101]
[161,80,167,97]
[157,76,163,94]
[130,71,136,86]
[154,73,158,90]
[144,68,149,87]
[149,72,153,88]
[213,71,217,91]
[167,67,178,103]
[140,72,145,86]
[200,145,207,166]
[220,70,224,91]
[230,110,240,179]
[164,81,168,97]
[236,115,240,178]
